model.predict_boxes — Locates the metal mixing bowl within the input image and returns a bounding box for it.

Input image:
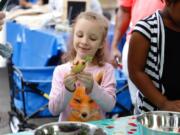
[137,111,180,135]
[34,121,107,135]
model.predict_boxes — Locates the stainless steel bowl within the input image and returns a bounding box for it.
[137,111,180,135]
[34,121,107,135]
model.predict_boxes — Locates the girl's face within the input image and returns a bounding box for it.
[73,18,104,59]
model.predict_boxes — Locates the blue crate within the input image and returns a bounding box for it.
[110,69,132,115]
[12,67,55,117]
[14,82,52,117]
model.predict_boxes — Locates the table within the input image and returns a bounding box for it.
[6,116,140,135]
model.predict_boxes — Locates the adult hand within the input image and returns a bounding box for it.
[64,73,77,92]
[161,100,180,112]
[112,46,122,60]
[77,72,94,94]
[0,12,5,31]
[111,47,122,68]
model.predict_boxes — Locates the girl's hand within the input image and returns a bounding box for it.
[64,73,77,92]
[77,72,94,94]
[161,100,180,112]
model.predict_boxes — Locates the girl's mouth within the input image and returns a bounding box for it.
[78,46,90,51]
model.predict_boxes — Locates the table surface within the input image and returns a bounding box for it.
[6,116,140,135]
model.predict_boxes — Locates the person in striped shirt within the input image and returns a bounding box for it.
[111,0,164,107]
[128,0,180,113]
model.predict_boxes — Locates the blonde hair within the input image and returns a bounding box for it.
[62,11,109,66]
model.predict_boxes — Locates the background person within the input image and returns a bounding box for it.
[48,0,103,14]
[128,0,180,113]
[0,12,5,30]
[111,0,164,107]
[19,0,45,9]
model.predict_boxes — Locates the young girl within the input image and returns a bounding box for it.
[128,0,180,113]
[49,11,116,122]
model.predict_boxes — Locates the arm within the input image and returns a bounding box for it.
[19,0,33,8]
[19,0,43,8]
[0,12,5,30]
[48,67,73,115]
[128,32,167,109]
[128,31,180,112]
[128,16,180,112]
[89,64,116,112]
[111,6,131,58]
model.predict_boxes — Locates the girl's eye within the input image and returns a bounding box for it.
[74,98,81,103]
[76,32,83,38]
[89,35,97,41]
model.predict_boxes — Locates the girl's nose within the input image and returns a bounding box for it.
[81,36,88,44]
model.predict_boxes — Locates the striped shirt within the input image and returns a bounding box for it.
[133,11,165,112]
